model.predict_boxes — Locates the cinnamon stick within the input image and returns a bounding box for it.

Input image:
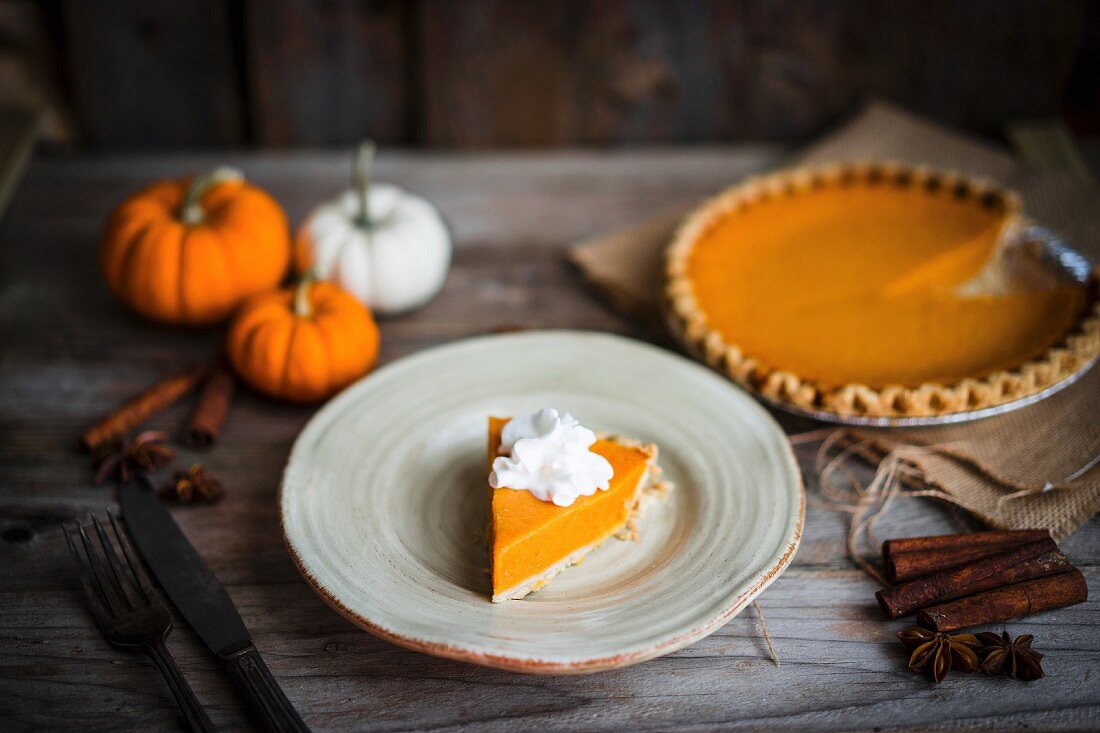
[877,539,1070,618]
[887,545,1025,584]
[81,365,206,453]
[916,569,1088,632]
[883,529,1050,556]
[883,529,1050,583]
[184,359,236,449]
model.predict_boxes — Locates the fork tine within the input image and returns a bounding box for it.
[76,519,123,617]
[109,513,155,605]
[63,523,111,624]
[91,514,139,610]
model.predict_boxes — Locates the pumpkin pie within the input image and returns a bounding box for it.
[488,416,666,602]
[663,162,1099,419]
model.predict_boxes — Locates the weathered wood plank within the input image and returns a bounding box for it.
[1,150,1098,732]
[848,1,1084,133]
[418,0,1085,148]
[61,0,243,147]
[245,0,411,146]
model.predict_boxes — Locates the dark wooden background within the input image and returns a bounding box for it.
[27,0,1099,149]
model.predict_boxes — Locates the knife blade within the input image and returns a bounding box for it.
[119,474,309,733]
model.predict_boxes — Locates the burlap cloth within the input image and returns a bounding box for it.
[570,101,1100,540]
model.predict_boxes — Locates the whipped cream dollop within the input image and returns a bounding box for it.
[489,408,614,507]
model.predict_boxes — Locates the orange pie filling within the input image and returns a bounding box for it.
[488,416,662,602]
[685,180,1088,391]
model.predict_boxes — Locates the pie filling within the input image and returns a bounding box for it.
[686,180,1088,390]
[488,416,664,602]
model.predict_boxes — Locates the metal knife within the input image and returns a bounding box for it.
[118,474,310,733]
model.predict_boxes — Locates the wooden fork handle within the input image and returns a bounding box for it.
[143,638,218,732]
[222,644,309,732]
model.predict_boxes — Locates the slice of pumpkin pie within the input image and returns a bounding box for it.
[487,409,667,602]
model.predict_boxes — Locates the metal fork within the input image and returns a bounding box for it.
[63,514,217,732]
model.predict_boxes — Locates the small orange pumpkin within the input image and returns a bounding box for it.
[101,167,290,325]
[227,277,380,402]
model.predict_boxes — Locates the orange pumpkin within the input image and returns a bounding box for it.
[101,167,290,325]
[226,277,380,402]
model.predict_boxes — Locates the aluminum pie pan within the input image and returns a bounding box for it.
[755,352,1098,428]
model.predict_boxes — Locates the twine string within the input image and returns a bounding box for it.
[751,600,780,666]
[795,428,1089,581]
[797,430,988,585]
[995,450,1100,508]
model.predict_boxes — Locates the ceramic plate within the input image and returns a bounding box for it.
[280,331,803,674]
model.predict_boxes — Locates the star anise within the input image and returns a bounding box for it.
[160,464,225,504]
[898,626,980,683]
[977,631,1045,681]
[92,430,174,483]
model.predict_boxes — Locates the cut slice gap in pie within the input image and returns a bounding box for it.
[487,416,668,602]
[663,161,1099,419]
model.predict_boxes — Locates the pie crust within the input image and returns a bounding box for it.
[662,161,1100,420]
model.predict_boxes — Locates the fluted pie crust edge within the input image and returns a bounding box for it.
[662,161,1100,419]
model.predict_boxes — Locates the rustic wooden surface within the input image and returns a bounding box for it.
[50,0,1089,148]
[0,149,1097,732]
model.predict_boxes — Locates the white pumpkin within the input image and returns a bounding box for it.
[295,142,451,315]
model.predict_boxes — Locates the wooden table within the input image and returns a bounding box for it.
[1,150,1097,732]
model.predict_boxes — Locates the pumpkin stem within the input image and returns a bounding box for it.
[294,271,317,319]
[353,140,376,229]
[179,166,244,225]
